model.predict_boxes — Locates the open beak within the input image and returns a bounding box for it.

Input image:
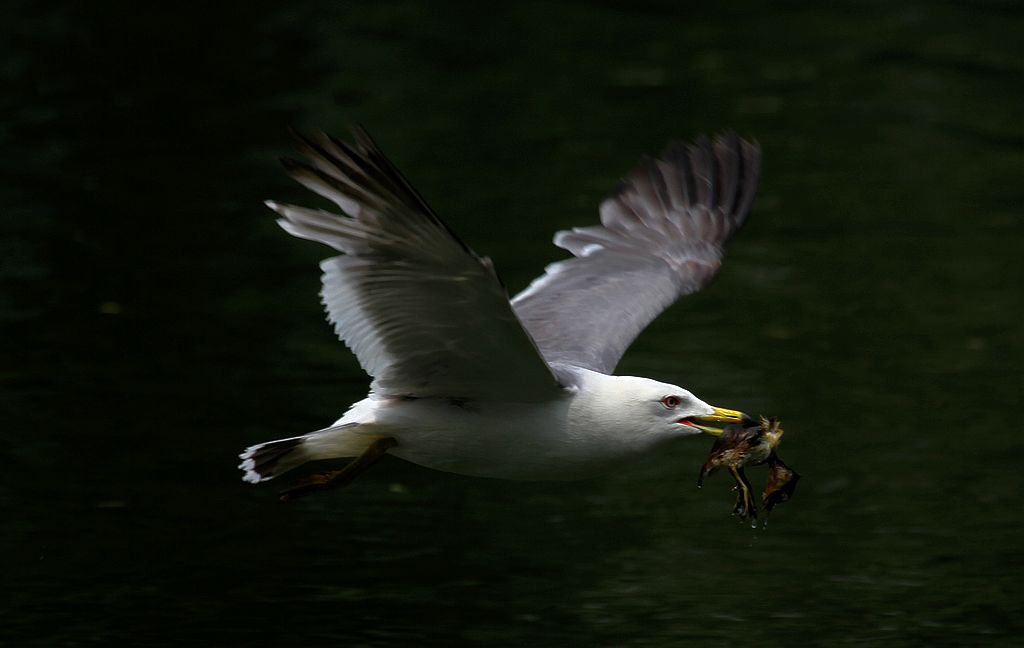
[679,407,755,437]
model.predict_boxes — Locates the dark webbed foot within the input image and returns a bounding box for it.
[279,469,346,501]
[279,437,397,502]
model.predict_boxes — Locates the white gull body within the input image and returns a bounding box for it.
[302,371,712,481]
[239,129,761,485]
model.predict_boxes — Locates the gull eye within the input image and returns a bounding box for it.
[661,395,681,409]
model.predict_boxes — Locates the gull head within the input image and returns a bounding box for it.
[581,374,754,440]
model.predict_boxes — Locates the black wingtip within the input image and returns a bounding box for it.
[350,123,376,151]
[285,125,307,145]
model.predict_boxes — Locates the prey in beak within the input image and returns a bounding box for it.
[696,416,800,523]
[679,407,756,436]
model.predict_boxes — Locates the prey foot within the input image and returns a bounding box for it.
[729,465,758,521]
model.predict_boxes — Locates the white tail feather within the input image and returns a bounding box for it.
[238,422,375,484]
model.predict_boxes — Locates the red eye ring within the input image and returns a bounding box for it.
[661,395,681,409]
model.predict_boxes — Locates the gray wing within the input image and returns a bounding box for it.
[272,128,560,401]
[512,133,761,374]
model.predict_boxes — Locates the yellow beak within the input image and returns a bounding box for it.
[685,407,755,437]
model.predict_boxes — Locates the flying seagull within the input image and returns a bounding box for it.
[239,128,761,500]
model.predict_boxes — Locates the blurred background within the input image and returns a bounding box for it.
[2,1,1022,645]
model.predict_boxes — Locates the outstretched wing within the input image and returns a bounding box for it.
[272,128,560,401]
[512,133,761,374]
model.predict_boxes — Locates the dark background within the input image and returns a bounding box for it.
[2,1,1022,645]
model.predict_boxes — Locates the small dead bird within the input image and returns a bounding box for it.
[698,416,799,521]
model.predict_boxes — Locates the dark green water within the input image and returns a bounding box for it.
[3,2,1022,645]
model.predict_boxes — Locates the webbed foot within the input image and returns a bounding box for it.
[279,437,397,502]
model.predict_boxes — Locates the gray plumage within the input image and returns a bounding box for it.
[512,133,761,374]
[271,128,760,399]
[270,129,559,401]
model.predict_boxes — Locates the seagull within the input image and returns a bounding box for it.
[239,128,762,501]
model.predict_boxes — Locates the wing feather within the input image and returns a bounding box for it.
[512,132,761,374]
[274,128,560,401]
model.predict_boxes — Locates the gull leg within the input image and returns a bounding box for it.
[279,437,397,502]
[728,465,757,520]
